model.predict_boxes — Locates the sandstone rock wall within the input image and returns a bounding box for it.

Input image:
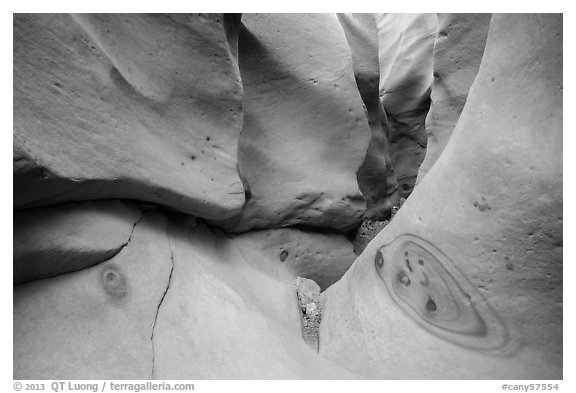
[14,200,141,284]
[319,13,562,379]
[14,14,245,219]
[230,227,357,291]
[14,205,355,379]
[15,210,174,379]
[13,13,562,380]
[416,13,492,183]
[376,13,436,197]
[337,13,399,219]
[210,13,371,232]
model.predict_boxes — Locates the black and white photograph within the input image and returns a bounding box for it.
[9,4,567,388]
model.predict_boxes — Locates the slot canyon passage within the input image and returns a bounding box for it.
[13,13,562,379]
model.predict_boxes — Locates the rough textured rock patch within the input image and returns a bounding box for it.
[352,197,405,255]
[294,277,322,352]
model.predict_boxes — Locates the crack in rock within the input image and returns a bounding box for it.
[149,222,175,379]
[15,209,144,285]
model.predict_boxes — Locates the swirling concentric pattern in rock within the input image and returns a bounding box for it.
[319,14,562,379]
[209,13,370,232]
[13,200,141,284]
[14,14,244,219]
[376,13,436,196]
[337,13,399,220]
[416,13,491,183]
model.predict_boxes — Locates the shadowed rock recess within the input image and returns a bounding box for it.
[13,13,562,379]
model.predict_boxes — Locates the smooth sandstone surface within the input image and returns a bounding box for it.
[210,13,371,232]
[14,211,173,379]
[14,14,244,219]
[14,210,357,379]
[337,13,399,219]
[14,200,142,284]
[229,227,356,291]
[13,13,562,380]
[416,13,492,183]
[376,13,436,196]
[320,14,562,379]
[152,218,355,379]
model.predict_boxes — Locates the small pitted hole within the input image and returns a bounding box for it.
[420,272,430,287]
[404,251,409,257]
[398,271,411,286]
[279,250,288,262]
[101,267,127,299]
[375,251,384,268]
[418,259,424,266]
[426,296,437,312]
[405,259,413,272]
